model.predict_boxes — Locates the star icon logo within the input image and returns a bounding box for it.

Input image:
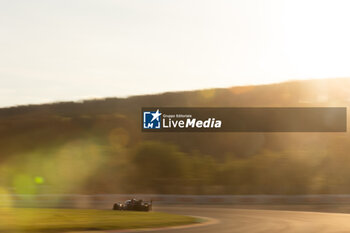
[143,109,162,129]
[150,109,162,122]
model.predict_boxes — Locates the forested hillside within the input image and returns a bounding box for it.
[1,78,350,195]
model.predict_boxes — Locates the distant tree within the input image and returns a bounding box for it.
[129,141,190,194]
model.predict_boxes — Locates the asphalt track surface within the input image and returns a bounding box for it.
[123,206,350,233]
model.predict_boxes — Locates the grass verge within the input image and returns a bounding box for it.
[0,208,198,233]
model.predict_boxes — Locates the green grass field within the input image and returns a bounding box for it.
[0,208,198,233]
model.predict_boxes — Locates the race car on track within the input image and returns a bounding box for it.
[113,198,152,211]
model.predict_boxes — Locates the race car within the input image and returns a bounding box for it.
[113,198,152,211]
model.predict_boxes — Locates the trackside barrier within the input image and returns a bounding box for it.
[2,194,350,208]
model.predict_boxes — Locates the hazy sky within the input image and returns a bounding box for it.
[1,0,350,107]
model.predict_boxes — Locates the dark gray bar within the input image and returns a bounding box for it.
[141,107,347,132]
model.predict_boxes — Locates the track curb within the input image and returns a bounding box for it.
[68,215,218,233]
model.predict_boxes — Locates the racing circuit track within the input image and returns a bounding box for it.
[120,206,350,233]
